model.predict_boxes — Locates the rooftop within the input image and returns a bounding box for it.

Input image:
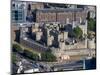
[35,8,85,13]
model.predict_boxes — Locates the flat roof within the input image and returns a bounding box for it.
[35,8,84,13]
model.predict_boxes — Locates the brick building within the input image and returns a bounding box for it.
[35,8,88,24]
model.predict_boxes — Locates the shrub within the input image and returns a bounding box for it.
[23,49,39,61]
[41,51,56,62]
[12,44,23,53]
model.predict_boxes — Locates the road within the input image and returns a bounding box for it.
[52,48,95,58]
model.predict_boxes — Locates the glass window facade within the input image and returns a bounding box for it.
[11,1,26,23]
[12,9,24,23]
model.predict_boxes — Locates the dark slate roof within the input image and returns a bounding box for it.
[25,38,48,49]
[36,8,84,13]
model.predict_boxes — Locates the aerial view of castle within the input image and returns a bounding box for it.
[11,0,96,74]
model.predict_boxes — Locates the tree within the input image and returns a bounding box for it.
[23,49,39,61]
[12,44,23,53]
[88,18,96,32]
[12,54,17,64]
[41,51,56,62]
[73,26,83,39]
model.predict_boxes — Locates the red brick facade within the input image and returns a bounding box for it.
[36,9,87,24]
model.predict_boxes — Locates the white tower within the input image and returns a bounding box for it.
[47,35,54,46]
[36,31,42,41]
[59,40,65,50]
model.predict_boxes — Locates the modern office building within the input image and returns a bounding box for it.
[11,1,27,23]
